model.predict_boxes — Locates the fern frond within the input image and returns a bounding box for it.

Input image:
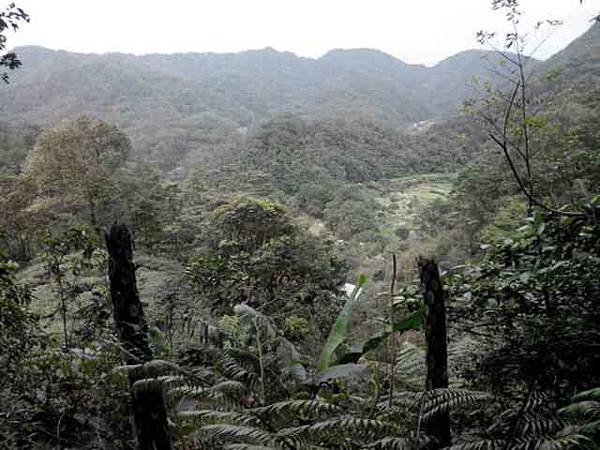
[447,439,504,450]
[420,389,491,422]
[511,433,592,449]
[156,374,186,390]
[220,350,259,386]
[517,412,564,436]
[169,378,247,414]
[364,436,414,449]
[179,409,260,426]
[199,424,275,446]
[168,385,207,401]
[168,384,236,410]
[524,391,552,412]
[278,417,398,447]
[210,380,248,397]
[373,405,412,423]
[380,390,422,408]
[450,430,592,450]
[250,400,342,422]
[570,419,600,436]
[131,359,179,379]
[224,445,281,450]
[223,347,261,365]
[395,342,425,378]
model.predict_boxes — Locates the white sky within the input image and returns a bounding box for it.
[6,0,600,66]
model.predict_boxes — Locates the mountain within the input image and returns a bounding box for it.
[541,20,600,75]
[1,45,511,127]
[0,23,596,171]
[523,22,600,148]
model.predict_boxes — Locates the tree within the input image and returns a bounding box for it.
[24,116,132,227]
[118,164,184,253]
[187,196,347,348]
[0,3,29,83]
[0,244,38,392]
[447,206,600,401]
[322,186,378,240]
[473,0,590,217]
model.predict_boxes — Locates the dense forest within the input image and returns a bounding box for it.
[1,1,599,449]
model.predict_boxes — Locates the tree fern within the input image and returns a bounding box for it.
[224,444,283,450]
[278,417,401,447]
[365,436,422,449]
[418,389,491,423]
[219,349,259,387]
[197,424,277,446]
[168,383,242,410]
[178,410,260,427]
[448,388,600,450]
[250,400,343,422]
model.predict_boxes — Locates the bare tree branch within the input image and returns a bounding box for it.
[488,134,584,217]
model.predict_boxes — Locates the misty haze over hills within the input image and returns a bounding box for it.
[0,22,598,172]
[1,45,532,126]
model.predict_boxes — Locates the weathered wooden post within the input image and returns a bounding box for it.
[418,257,451,448]
[106,224,172,450]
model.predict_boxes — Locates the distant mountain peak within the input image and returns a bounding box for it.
[3,20,596,140]
[319,48,409,66]
[321,48,397,59]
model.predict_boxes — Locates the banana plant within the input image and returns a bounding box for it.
[317,274,367,373]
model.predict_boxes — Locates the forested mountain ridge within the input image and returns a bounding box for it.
[2,23,598,176]
[0,48,535,173]
[537,21,600,134]
[541,19,600,73]
[0,45,515,126]
[0,23,597,179]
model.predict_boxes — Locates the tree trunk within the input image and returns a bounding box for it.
[106,224,172,450]
[418,257,451,448]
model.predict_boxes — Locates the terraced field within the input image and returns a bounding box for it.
[367,173,455,240]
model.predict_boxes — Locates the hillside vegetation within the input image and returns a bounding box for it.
[0,6,599,449]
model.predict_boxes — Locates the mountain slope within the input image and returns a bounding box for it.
[0,23,596,172]
[0,45,513,127]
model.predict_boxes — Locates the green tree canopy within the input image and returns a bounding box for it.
[23,116,132,227]
[187,196,347,347]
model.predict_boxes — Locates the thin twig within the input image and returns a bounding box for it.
[489,134,584,217]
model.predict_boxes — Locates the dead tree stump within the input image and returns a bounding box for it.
[418,257,451,448]
[106,224,172,450]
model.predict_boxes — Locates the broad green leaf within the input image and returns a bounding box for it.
[337,309,425,363]
[317,275,366,373]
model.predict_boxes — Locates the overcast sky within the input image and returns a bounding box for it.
[6,0,599,66]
